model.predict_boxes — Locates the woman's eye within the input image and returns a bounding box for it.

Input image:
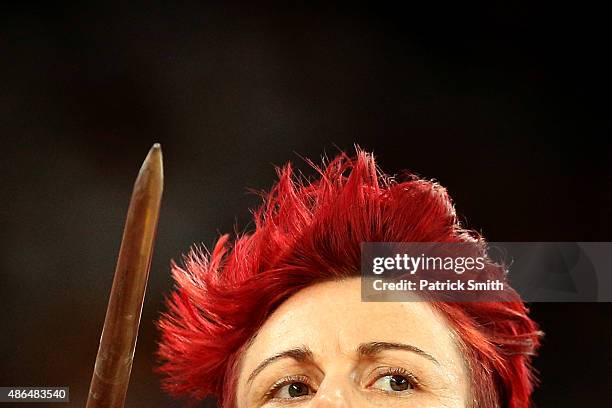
[372,375,414,392]
[274,382,312,399]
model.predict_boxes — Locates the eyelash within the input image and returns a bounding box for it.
[371,366,421,392]
[264,374,315,401]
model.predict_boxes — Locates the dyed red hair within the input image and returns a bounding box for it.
[157,149,541,407]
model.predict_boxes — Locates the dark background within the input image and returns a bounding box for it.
[1,2,610,407]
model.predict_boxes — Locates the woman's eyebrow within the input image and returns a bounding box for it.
[247,346,313,385]
[358,341,440,366]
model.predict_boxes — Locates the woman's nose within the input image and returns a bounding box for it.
[310,376,355,408]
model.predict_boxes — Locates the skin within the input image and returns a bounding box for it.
[236,278,470,407]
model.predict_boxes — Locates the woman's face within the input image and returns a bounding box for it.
[236,278,470,407]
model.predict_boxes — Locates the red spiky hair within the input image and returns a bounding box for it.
[157,149,541,407]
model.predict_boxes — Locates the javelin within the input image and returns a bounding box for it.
[86,144,163,407]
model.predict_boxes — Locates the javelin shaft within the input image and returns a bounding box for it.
[86,144,163,408]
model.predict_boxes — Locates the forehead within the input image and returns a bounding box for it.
[239,278,461,372]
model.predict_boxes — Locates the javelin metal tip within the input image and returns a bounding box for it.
[136,144,164,189]
[144,143,162,165]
